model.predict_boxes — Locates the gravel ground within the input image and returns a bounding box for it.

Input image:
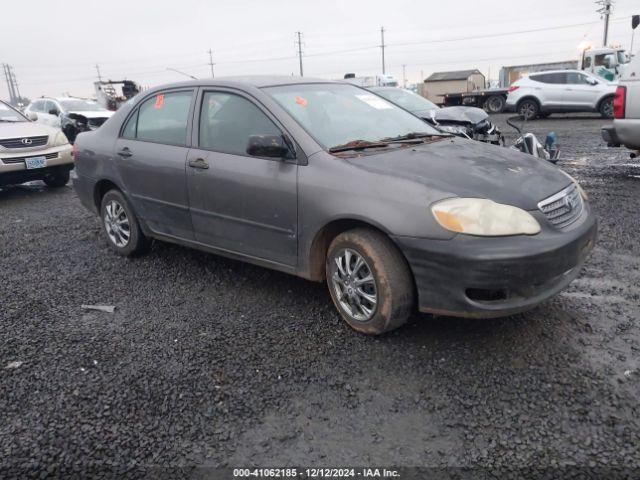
[1,114,639,478]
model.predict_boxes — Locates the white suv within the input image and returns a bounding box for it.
[506,70,618,119]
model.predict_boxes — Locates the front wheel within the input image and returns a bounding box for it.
[100,189,151,256]
[600,98,614,119]
[326,228,414,335]
[43,170,70,188]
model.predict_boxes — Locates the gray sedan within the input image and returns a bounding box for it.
[73,76,597,335]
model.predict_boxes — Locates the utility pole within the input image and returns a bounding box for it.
[95,64,103,82]
[402,64,407,88]
[2,64,19,106]
[207,48,215,78]
[295,31,304,76]
[380,26,386,74]
[597,0,613,46]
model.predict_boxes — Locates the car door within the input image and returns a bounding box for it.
[186,89,298,267]
[114,89,196,240]
[563,72,600,110]
[38,100,58,127]
[537,73,567,108]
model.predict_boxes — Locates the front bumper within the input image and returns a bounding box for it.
[392,211,597,318]
[0,144,73,185]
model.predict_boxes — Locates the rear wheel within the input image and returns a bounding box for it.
[517,99,539,120]
[484,95,506,114]
[100,189,151,256]
[600,97,614,119]
[43,170,70,188]
[326,228,414,335]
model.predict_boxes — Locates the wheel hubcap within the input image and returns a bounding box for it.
[330,248,377,322]
[520,103,535,118]
[104,200,130,248]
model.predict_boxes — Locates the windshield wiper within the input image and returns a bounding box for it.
[382,132,441,142]
[328,139,391,153]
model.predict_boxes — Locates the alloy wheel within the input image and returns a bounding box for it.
[519,102,537,119]
[104,200,130,248]
[602,100,613,118]
[330,248,378,322]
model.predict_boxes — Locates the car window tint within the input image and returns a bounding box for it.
[199,92,281,155]
[136,91,192,145]
[122,110,138,139]
[567,72,590,85]
[44,101,56,113]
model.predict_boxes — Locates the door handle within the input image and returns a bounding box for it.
[188,158,209,169]
[117,147,132,158]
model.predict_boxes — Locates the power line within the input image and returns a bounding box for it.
[295,31,304,76]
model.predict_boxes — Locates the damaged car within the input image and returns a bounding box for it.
[369,86,504,145]
[73,77,596,335]
[25,97,114,143]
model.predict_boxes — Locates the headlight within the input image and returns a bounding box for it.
[431,198,541,236]
[52,131,69,146]
[437,125,469,135]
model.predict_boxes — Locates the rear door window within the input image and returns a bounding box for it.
[134,91,193,146]
[198,91,281,156]
[530,73,567,84]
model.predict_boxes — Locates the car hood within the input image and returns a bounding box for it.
[413,106,490,125]
[67,110,114,119]
[347,137,570,210]
[0,121,61,141]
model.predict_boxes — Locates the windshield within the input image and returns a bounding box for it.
[59,99,106,112]
[264,83,439,149]
[617,51,629,64]
[0,101,27,122]
[371,88,438,113]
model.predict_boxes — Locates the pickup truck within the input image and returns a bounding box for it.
[601,52,640,155]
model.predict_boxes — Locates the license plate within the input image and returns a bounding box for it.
[25,156,46,169]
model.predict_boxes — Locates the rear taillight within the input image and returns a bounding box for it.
[614,86,626,119]
[508,86,520,93]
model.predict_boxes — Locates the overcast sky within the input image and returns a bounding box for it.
[1,0,638,100]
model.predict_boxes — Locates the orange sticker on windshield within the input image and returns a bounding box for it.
[295,96,308,107]
[154,94,165,109]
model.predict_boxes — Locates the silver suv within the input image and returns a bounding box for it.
[0,100,73,188]
[506,70,618,119]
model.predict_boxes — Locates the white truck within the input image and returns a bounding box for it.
[601,51,640,155]
[581,46,631,82]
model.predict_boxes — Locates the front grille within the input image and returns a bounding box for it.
[0,135,49,149]
[1,152,58,165]
[538,184,584,229]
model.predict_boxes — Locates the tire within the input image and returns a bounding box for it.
[43,170,70,188]
[325,228,414,335]
[599,97,614,119]
[517,99,539,120]
[100,189,151,257]
[485,95,506,114]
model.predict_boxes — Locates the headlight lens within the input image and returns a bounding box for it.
[431,198,541,236]
[53,131,69,146]
[437,125,469,135]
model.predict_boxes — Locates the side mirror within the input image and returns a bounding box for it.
[246,134,293,159]
[26,111,38,121]
[587,77,598,86]
[632,15,639,30]
[48,109,60,116]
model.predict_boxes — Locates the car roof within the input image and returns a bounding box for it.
[144,75,338,93]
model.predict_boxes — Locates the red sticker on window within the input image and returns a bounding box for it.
[154,94,165,109]
[295,96,308,107]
